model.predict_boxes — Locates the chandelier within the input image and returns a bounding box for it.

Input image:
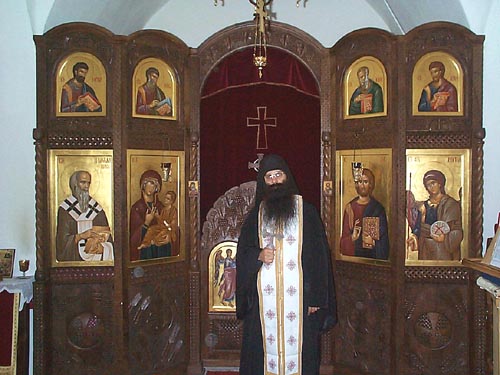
[250,0,271,78]
[213,1,308,76]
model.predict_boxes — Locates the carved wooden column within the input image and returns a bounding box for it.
[322,131,333,241]
[188,132,202,375]
[320,131,335,371]
[32,127,47,375]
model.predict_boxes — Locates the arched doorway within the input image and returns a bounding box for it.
[196,23,326,371]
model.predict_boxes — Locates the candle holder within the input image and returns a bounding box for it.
[352,161,364,182]
[18,259,30,278]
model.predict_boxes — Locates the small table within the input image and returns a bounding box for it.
[0,276,33,375]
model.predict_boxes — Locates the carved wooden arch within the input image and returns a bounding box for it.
[197,20,326,90]
[201,181,256,267]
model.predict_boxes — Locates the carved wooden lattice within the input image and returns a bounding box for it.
[201,181,256,252]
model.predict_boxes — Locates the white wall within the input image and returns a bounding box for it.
[147,0,389,47]
[0,1,37,276]
[481,0,500,247]
[1,3,37,374]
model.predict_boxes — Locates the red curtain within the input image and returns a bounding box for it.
[200,47,321,220]
[0,291,14,366]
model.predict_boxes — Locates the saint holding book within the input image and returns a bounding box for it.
[348,66,384,115]
[418,61,458,112]
[340,168,389,260]
[61,62,102,113]
[136,67,172,116]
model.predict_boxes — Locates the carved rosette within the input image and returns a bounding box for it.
[402,280,469,375]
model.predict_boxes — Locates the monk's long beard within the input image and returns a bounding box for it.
[262,183,296,228]
[75,188,90,212]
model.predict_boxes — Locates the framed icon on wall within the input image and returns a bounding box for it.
[405,149,470,264]
[127,149,185,263]
[412,51,463,116]
[336,148,392,263]
[0,249,15,278]
[344,56,387,119]
[132,57,177,120]
[49,150,114,266]
[208,241,238,312]
[56,52,106,116]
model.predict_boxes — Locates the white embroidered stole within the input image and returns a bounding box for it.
[59,196,113,261]
[258,195,303,375]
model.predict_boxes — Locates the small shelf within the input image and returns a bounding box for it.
[463,258,500,279]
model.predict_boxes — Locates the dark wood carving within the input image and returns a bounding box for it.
[127,264,186,374]
[41,23,115,131]
[335,261,392,374]
[201,181,256,248]
[33,21,487,375]
[47,133,113,148]
[188,132,202,374]
[332,28,397,139]
[470,270,489,375]
[206,316,243,353]
[50,281,115,374]
[198,21,324,86]
[122,29,191,375]
[322,131,333,241]
[471,134,485,258]
[34,23,192,375]
[403,22,484,132]
[200,181,256,365]
[125,29,190,133]
[402,267,469,375]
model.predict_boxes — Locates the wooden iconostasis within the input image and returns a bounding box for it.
[33,21,487,375]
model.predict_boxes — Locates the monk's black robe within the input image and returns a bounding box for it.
[236,200,337,375]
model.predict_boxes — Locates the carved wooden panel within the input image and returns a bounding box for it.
[125,29,190,137]
[127,264,187,374]
[201,181,256,250]
[322,131,334,241]
[47,133,113,148]
[50,280,114,375]
[402,267,469,375]
[39,23,115,130]
[206,316,243,355]
[332,28,397,135]
[34,23,193,375]
[335,261,392,375]
[403,22,484,132]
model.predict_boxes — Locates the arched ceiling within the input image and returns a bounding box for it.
[31,0,492,47]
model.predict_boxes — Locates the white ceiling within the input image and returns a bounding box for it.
[30,0,493,47]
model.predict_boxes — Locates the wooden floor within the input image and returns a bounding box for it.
[205,367,239,375]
